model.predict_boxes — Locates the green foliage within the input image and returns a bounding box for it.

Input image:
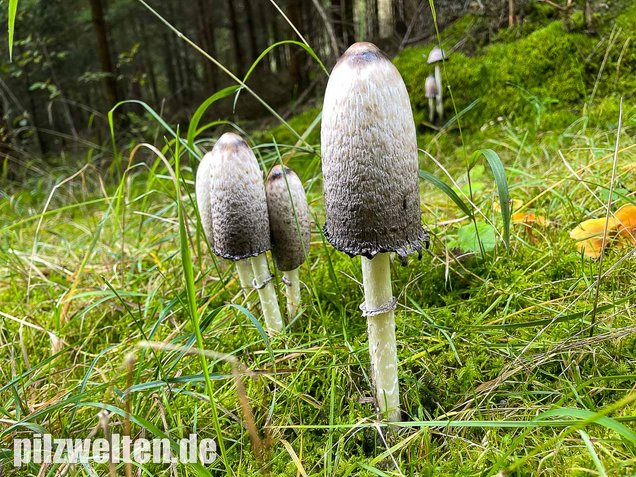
[395,10,636,133]
[255,107,321,146]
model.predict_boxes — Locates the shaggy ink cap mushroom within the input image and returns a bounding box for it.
[266,165,311,271]
[321,42,428,261]
[195,151,215,248]
[426,46,447,64]
[207,132,271,260]
[425,75,438,99]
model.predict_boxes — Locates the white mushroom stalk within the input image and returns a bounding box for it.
[427,46,448,123]
[321,42,428,421]
[197,132,283,333]
[265,165,311,319]
[425,75,438,124]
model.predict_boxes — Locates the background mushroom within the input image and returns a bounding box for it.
[196,151,255,299]
[265,165,311,319]
[425,75,438,124]
[321,42,428,421]
[202,132,283,333]
[426,46,448,122]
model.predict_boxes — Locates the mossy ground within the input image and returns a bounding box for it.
[2,6,636,477]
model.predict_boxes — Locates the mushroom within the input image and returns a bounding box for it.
[196,151,256,300]
[200,132,283,333]
[321,42,428,421]
[424,75,438,124]
[265,165,311,318]
[426,46,448,122]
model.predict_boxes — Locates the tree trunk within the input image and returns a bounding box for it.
[366,0,379,40]
[134,15,159,104]
[195,0,218,90]
[226,0,245,75]
[331,0,344,47]
[243,0,260,66]
[88,0,119,107]
[161,30,179,99]
[288,0,307,93]
[343,0,355,45]
[508,0,515,26]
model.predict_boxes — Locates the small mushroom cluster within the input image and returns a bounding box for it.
[424,46,448,125]
[195,133,311,334]
[195,41,427,423]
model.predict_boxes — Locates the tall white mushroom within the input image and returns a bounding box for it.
[198,132,283,334]
[424,75,438,124]
[321,42,428,421]
[265,165,311,318]
[426,46,448,122]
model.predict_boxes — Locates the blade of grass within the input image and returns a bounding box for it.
[471,149,511,249]
[8,0,18,61]
[419,169,472,217]
[173,131,233,475]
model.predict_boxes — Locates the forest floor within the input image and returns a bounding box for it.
[1,5,636,477]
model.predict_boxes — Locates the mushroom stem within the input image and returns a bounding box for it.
[283,268,301,318]
[428,98,435,123]
[361,253,400,421]
[434,65,444,122]
[235,259,255,301]
[250,253,283,333]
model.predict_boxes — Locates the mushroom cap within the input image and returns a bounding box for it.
[207,132,271,260]
[321,42,427,260]
[426,46,447,64]
[195,151,215,247]
[425,75,438,98]
[265,165,311,271]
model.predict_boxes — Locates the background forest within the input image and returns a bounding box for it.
[0,0,595,164]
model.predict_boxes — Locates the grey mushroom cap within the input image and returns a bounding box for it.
[207,132,271,260]
[321,42,428,260]
[265,165,311,271]
[425,75,438,98]
[426,46,447,64]
[195,151,214,248]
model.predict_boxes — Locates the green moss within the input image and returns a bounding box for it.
[395,10,636,135]
[254,107,321,147]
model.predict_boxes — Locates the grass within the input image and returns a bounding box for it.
[2,6,636,477]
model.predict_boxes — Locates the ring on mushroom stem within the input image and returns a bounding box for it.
[197,132,283,334]
[321,42,427,422]
[265,164,311,319]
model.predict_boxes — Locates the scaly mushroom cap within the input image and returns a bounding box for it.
[425,75,438,98]
[265,165,311,271]
[207,132,271,260]
[321,42,427,260]
[427,46,447,64]
[195,151,214,247]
